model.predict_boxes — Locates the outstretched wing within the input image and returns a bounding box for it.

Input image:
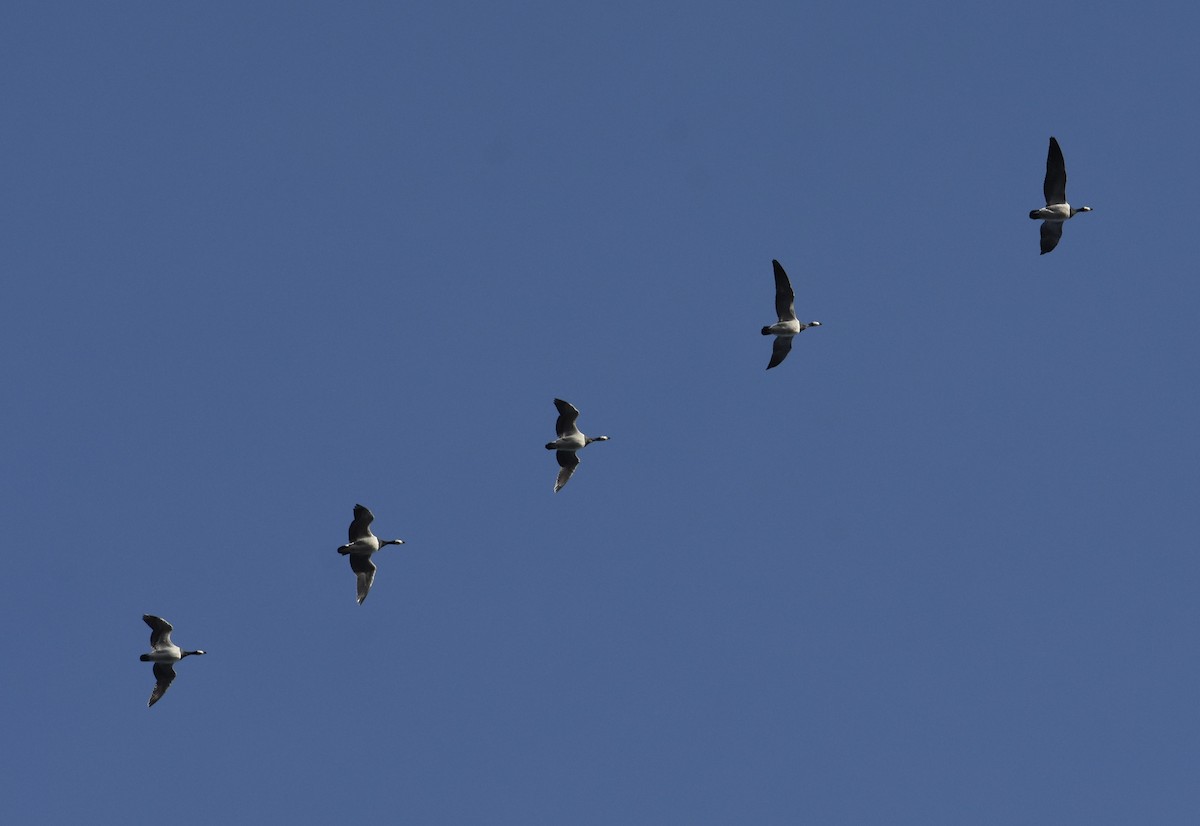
[1039,220,1063,255]
[349,554,377,604]
[554,450,580,492]
[1044,137,1067,205]
[553,398,582,439]
[149,662,176,708]
[772,260,796,322]
[348,504,375,542]
[766,336,793,370]
[143,614,174,650]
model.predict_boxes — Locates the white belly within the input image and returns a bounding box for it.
[343,537,381,554]
[549,434,586,451]
[1035,203,1072,221]
[143,647,182,663]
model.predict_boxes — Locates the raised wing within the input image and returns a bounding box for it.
[348,504,375,542]
[149,662,176,707]
[772,260,796,322]
[553,398,582,439]
[143,614,174,650]
[1039,220,1063,255]
[766,335,793,370]
[349,554,377,604]
[1044,137,1067,205]
[554,450,580,492]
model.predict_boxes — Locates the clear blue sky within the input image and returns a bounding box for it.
[3,2,1198,823]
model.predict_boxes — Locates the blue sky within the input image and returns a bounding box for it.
[3,2,1199,823]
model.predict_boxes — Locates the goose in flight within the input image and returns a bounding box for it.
[761,259,821,369]
[337,503,405,604]
[139,614,206,708]
[545,398,609,492]
[1029,136,1091,255]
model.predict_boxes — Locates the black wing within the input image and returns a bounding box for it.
[766,336,793,370]
[348,504,375,542]
[143,614,174,649]
[1039,221,1063,255]
[149,663,176,708]
[553,398,581,439]
[771,260,796,321]
[349,554,377,604]
[1044,137,1067,205]
[554,451,580,492]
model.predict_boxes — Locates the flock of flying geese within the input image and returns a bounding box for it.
[138,136,1091,707]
